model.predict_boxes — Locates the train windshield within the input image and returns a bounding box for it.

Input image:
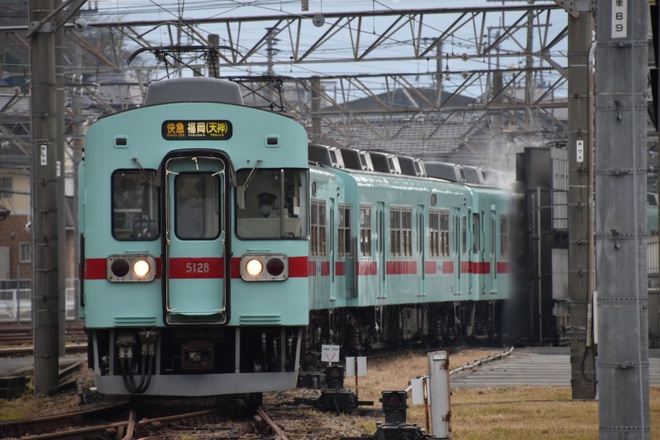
[235,168,308,239]
[112,169,159,240]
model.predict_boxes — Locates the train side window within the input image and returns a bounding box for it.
[440,210,450,256]
[311,200,326,256]
[338,204,352,257]
[500,215,508,258]
[175,173,220,240]
[112,169,159,241]
[429,211,439,257]
[472,213,480,254]
[429,209,450,258]
[491,217,496,257]
[359,205,372,257]
[390,206,412,258]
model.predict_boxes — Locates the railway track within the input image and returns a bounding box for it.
[0,323,87,358]
[0,347,516,438]
[0,400,307,439]
[0,323,87,346]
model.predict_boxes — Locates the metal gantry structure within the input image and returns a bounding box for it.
[4,2,657,435]
[1,2,571,167]
[8,0,645,420]
[4,0,571,397]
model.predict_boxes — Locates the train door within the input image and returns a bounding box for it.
[377,202,386,299]
[339,203,355,299]
[490,208,498,295]
[470,211,481,296]
[453,207,463,296]
[417,205,426,296]
[329,198,337,302]
[163,154,228,325]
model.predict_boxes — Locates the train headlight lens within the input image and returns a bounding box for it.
[133,259,152,278]
[107,254,157,282]
[266,258,285,276]
[245,258,263,276]
[110,259,130,278]
[240,254,289,281]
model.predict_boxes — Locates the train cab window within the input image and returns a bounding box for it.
[338,204,352,257]
[390,207,412,257]
[112,169,159,241]
[174,173,220,240]
[235,168,308,239]
[359,205,372,257]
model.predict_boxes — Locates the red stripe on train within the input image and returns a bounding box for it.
[84,258,110,280]
[386,261,417,275]
[288,256,309,278]
[84,256,309,280]
[460,261,490,274]
[358,261,377,275]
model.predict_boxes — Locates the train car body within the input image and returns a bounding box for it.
[307,149,513,352]
[79,78,309,397]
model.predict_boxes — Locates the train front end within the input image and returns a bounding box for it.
[79,78,309,397]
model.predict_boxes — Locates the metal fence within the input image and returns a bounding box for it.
[0,279,78,323]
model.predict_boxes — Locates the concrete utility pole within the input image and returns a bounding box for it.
[29,0,61,396]
[565,0,597,400]
[595,0,650,438]
[310,76,322,143]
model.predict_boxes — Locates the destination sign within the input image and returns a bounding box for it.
[162,120,232,140]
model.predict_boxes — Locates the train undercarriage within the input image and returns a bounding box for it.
[87,326,303,396]
[307,300,506,355]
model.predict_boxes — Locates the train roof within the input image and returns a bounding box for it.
[144,77,244,106]
[423,161,465,183]
[308,144,507,188]
[309,143,345,168]
[462,165,485,185]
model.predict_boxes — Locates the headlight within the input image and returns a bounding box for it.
[107,254,157,282]
[240,254,288,281]
[245,258,263,276]
[133,259,152,278]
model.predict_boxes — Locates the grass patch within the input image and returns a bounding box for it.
[352,350,660,440]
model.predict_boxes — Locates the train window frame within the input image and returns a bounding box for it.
[429,209,450,258]
[472,213,481,254]
[311,199,327,256]
[359,205,372,257]
[235,168,308,240]
[111,169,160,241]
[500,215,508,259]
[338,204,352,258]
[174,172,221,240]
[390,206,413,258]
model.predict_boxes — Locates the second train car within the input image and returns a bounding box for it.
[305,144,513,353]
